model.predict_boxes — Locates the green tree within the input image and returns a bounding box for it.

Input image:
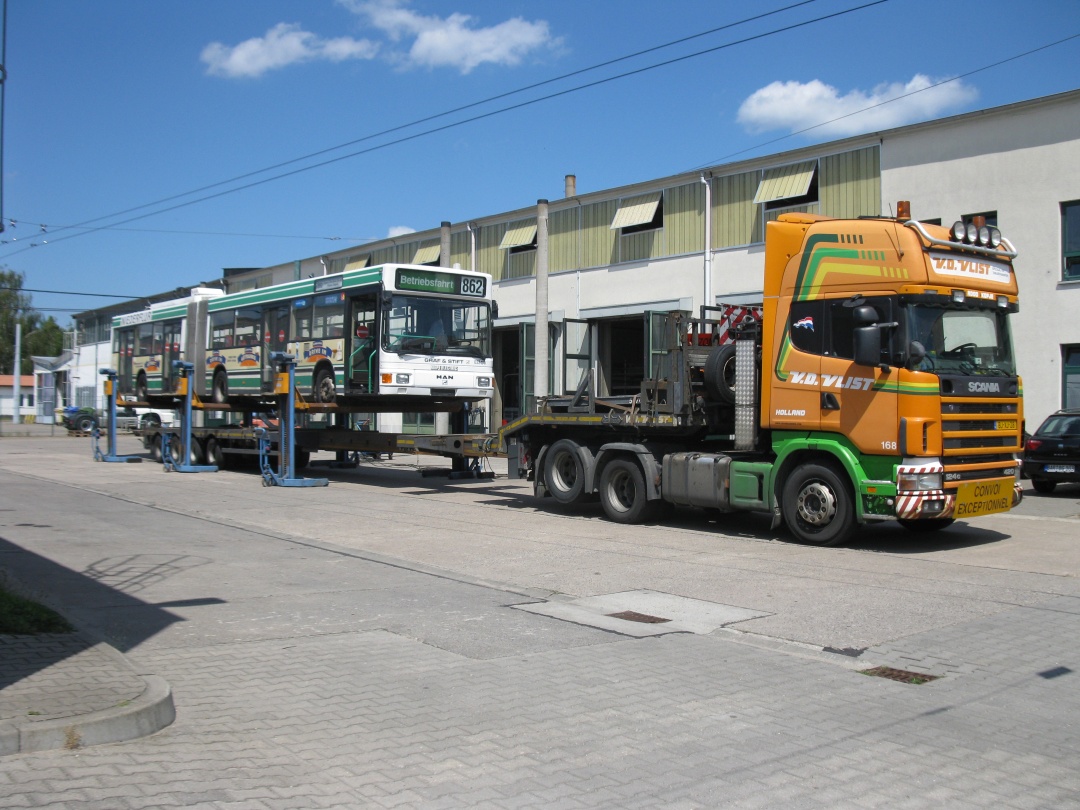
[1,269,65,375]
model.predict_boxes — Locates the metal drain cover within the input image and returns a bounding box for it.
[513,590,770,637]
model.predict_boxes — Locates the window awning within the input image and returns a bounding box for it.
[412,243,441,264]
[753,161,817,204]
[611,192,662,230]
[499,220,537,249]
[344,255,369,271]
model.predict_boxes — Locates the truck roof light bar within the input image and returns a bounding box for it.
[905,219,1017,260]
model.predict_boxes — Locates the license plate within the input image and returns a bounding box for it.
[1044,464,1075,474]
[995,420,1017,431]
[953,480,1012,519]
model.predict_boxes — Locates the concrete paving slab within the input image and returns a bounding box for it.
[513,589,771,637]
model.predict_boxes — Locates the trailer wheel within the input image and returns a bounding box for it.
[149,434,163,462]
[206,437,226,469]
[76,414,96,433]
[211,369,229,403]
[169,435,204,466]
[897,517,955,533]
[703,344,738,405]
[781,462,856,546]
[543,439,592,505]
[598,457,654,524]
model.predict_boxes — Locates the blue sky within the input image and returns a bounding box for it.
[5,0,1079,322]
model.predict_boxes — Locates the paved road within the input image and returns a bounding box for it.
[1,435,1078,808]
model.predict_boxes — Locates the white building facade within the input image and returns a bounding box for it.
[213,91,1080,430]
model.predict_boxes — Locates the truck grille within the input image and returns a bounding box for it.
[940,397,1021,488]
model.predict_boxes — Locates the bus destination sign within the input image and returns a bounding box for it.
[396,269,486,299]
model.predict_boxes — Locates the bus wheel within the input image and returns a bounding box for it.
[897,517,955,532]
[543,439,592,505]
[206,437,225,468]
[211,369,229,403]
[781,462,856,546]
[136,373,148,402]
[313,367,336,403]
[599,457,654,524]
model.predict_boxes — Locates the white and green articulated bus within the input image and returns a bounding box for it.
[111,287,224,401]
[202,264,495,408]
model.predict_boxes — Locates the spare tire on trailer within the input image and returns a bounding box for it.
[703,343,738,405]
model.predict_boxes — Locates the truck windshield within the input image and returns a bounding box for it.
[383,294,492,358]
[906,304,1016,376]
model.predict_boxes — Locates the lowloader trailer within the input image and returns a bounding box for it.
[502,205,1025,546]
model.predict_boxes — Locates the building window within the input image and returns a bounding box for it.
[611,192,663,235]
[1062,200,1080,281]
[754,161,818,211]
[1064,345,1080,409]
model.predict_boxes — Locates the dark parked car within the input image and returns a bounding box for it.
[1022,409,1080,493]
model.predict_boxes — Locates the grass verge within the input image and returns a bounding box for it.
[0,585,73,634]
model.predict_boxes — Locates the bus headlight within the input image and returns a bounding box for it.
[898,471,942,491]
[396,373,411,385]
[477,377,491,387]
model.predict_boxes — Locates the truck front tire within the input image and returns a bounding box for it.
[781,462,856,546]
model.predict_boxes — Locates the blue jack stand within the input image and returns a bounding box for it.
[162,361,218,474]
[256,353,327,488]
[92,368,143,463]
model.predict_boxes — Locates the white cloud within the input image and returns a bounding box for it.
[737,75,978,137]
[387,225,416,238]
[341,0,556,74]
[201,22,379,78]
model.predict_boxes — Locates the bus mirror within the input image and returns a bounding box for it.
[491,300,499,319]
[853,326,881,367]
[380,292,394,309]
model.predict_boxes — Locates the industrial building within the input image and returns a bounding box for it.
[70,89,1079,431]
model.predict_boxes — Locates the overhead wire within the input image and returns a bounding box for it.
[21,0,825,244]
[1,0,890,259]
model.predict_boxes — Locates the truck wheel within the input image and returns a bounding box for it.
[313,367,336,403]
[543,439,592,505]
[897,517,955,532]
[211,369,229,403]
[206,437,226,468]
[703,344,738,405]
[781,462,856,546]
[599,457,655,524]
[294,448,311,470]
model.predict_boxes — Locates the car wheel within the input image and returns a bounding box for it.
[1031,478,1057,494]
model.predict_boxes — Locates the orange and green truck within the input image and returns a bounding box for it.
[502,204,1023,545]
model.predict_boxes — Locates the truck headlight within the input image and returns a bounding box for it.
[898,471,942,491]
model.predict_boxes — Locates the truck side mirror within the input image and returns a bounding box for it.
[906,340,927,370]
[853,326,881,367]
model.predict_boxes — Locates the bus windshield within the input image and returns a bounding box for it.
[906,303,1016,377]
[384,294,492,358]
